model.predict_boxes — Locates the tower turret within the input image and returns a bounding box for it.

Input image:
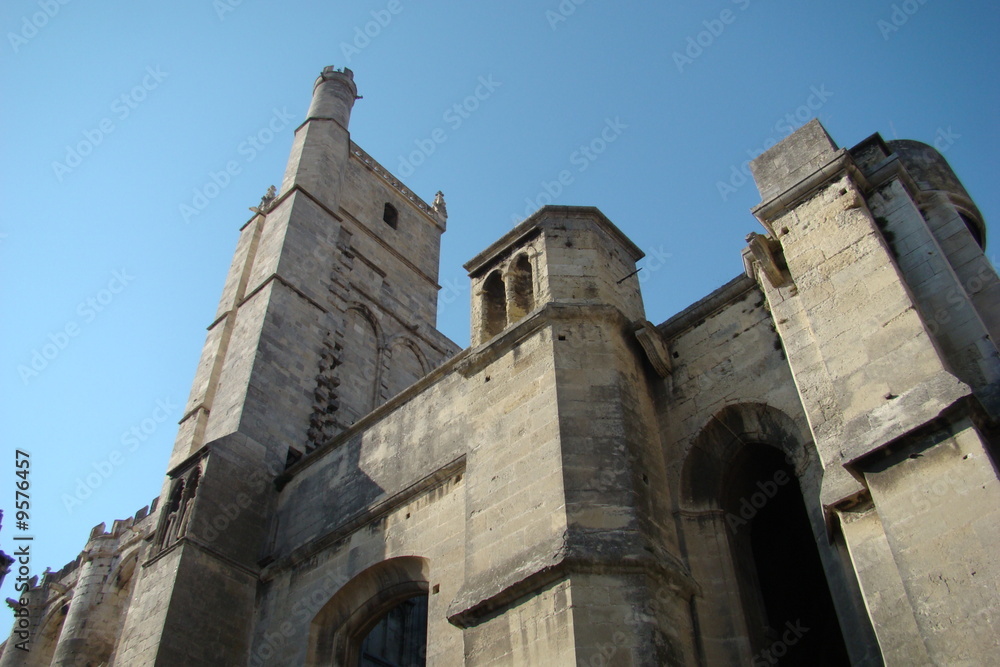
[280,65,359,207]
[306,66,358,127]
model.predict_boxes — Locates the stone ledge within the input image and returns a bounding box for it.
[262,456,466,581]
[457,301,632,378]
[464,206,643,278]
[447,547,699,629]
[822,385,977,510]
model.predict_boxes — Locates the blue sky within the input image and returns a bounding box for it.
[1,0,998,607]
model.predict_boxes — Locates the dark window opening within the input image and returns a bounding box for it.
[357,594,428,667]
[722,445,850,666]
[959,212,984,249]
[383,203,399,229]
[482,271,507,339]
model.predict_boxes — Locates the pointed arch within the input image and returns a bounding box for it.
[680,402,808,513]
[339,304,383,424]
[677,402,863,664]
[306,557,430,667]
[107,548,141,592]
[20,595,69,667]
[481,270,507,340]
[383,336,429,402]
[507,253,535,324]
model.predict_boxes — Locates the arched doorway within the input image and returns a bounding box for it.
[722,444,849,664]
[678,403,878,665]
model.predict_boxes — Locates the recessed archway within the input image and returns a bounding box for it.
[721,443,849,664]
[678,403,874,665]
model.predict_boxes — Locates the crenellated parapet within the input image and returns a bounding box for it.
[0,500,158,666]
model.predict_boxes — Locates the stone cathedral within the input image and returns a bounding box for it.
[3,66,998,666]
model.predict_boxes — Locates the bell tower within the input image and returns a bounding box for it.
[112,67,458,666]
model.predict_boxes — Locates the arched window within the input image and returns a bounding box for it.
[507,254,534,324]
[482,271,507,339]
[305,557,430,667]
[383,203,398,229]
[356,594,428,667]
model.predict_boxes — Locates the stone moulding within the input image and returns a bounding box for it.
[464,205,643,278]
[349,142,444,228]
[457,302,632,378]
[752,150,853,231]
[261,455,466,581]
[446,551,699,629]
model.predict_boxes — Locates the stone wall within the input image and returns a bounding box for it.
[0,504,157,667]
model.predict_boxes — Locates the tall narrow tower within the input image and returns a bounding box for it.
[111,67,458,666]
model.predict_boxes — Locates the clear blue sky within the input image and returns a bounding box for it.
[1,0,998,608]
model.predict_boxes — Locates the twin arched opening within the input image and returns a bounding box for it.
[480,253,535,341]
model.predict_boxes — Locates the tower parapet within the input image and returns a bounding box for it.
[306,66,359,129]
[464,206,645,347]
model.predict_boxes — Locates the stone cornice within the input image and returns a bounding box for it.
[464,206,644,278]
[349,142,445,230]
